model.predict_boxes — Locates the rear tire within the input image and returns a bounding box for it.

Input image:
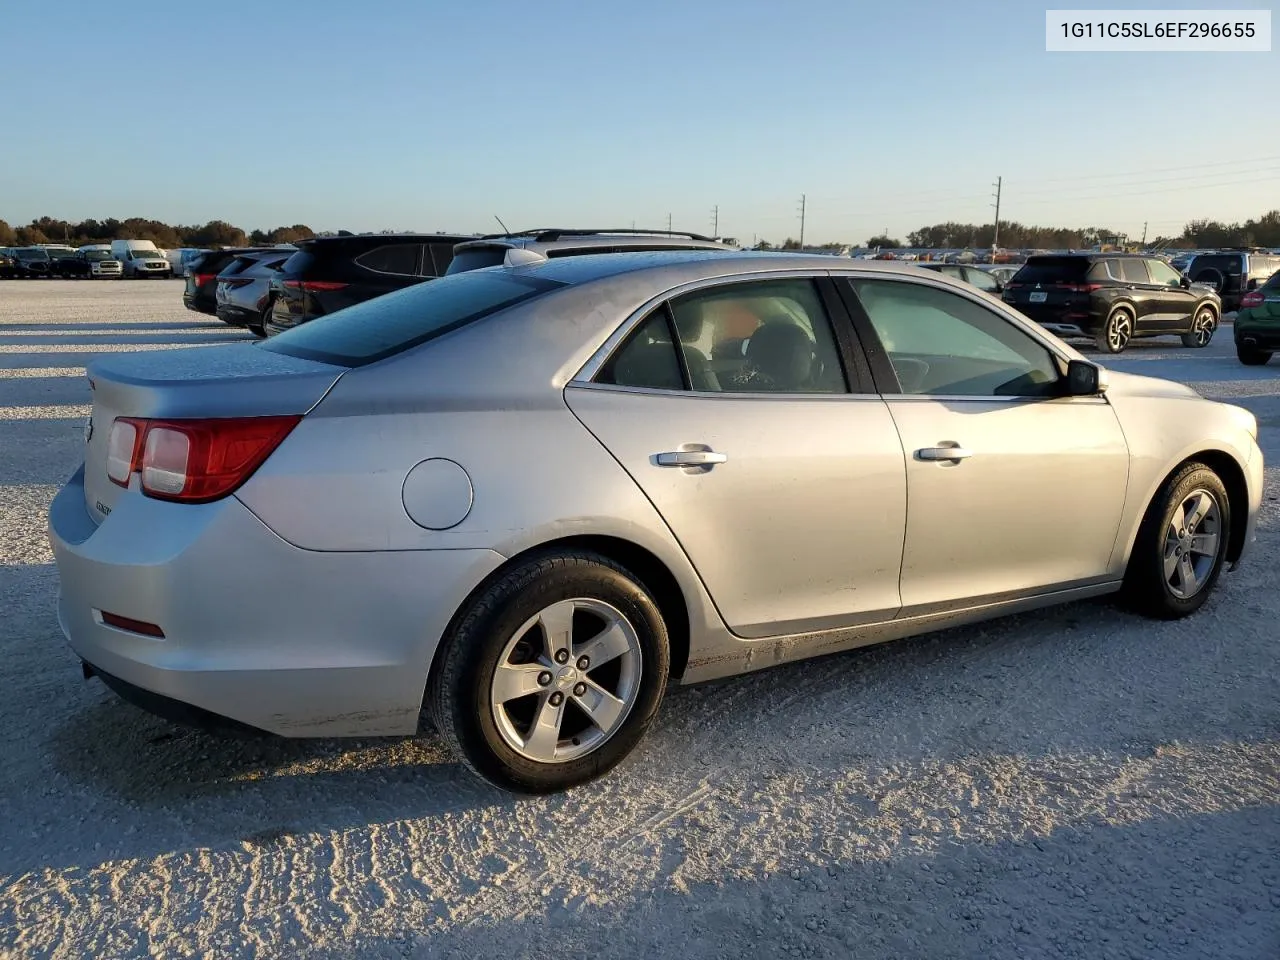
[428,550,670,794]
[246,303,270,338]
[1095,307,1133,354]
[1237,344,1272,366]
[1119,462,1230,620]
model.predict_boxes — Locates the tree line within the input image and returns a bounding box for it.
[5,208,1279,252]
[887,209,1280,250]
[0,217,316,249]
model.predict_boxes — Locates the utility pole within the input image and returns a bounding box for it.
[711,205,719,239]
[991,176,1002,251]
[797,194,807,248]
[666,213,672,235]
[1141,221,1148,245]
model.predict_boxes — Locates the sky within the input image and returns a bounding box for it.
[1,0,1276,244]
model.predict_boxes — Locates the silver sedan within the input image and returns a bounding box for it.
[48,252,1264,793]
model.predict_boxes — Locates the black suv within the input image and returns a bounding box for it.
[1002,253,1221,354]
[183,247,276,316]
[266,233,471,336]
[1183,249,1280,312]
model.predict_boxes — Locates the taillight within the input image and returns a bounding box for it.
[105,416,300,502]
[106,418,145,487]
[283,280,348,292]
[194,272,217,286]
[1062,283,1102,293]
[1240,291,1265,309]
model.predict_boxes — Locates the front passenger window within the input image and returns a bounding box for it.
[849,279,1062,398]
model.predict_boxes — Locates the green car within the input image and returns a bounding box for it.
[1235,270,1280,366]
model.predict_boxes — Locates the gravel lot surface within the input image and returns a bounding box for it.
[1,281,1277,960]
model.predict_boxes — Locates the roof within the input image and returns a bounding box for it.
[298,233,475,248]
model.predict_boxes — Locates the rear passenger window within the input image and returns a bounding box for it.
[1119,259,1150,284]
[596,311,684,391]
[356,244,420,276]
[597,279,848,395]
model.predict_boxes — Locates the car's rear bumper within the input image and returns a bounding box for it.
[48,465,505,737]
[1234,320,1280,351]
[182,293,217,315]
[1006,303,1098,337]
[215,304,258,326]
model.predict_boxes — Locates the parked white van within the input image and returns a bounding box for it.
[111,239,173,278]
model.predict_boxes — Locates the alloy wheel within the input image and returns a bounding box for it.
[1191,309,1216,346]
[1163,489,1221,599]
[1107,311,1132,351]
[489,598,643,763]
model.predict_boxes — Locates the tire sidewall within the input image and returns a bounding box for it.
[441,555,670,793]
[1132,466,1231,617]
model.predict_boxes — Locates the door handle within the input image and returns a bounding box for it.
[916,446,973,462]
[655,450,728,467]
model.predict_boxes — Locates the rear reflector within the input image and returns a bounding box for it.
[106,415,301,503]
[1241,291,1265,309]
[100,611,165,638]
[283,280,349,292]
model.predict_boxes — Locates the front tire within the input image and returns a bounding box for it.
[1120,462,1230,620]
[1237,344,1273,366]
[428,550,670,794]
[1095,307,1134,354]
[1180,306,1217,348]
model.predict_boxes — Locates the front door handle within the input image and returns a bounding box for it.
[916,446,973,462]
[655,450,728,467]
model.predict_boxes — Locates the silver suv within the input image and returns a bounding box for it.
[446,228,737,274]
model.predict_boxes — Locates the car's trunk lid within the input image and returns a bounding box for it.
[83,343,347,522]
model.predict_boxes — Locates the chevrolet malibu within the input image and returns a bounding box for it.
[49,252,1264,793]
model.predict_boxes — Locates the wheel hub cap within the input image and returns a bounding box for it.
[489,597,643,764]
[1163,489,1221,600]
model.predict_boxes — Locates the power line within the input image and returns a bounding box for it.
[1032,153,1280,184]
[1017,171,1280,205]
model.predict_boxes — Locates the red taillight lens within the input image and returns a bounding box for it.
[194,272,217,286]
[283,280,348,292]
[1241,291,1265,309]
[106,416,301,502]
[1062,283,1102,293]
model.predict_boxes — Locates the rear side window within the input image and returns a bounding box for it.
[278,250,315,276]
[1118,259,1150,284]
[425,243,456,277]
[355,243,420,276]
[1011,257,1089,283]
[261,271,564,366]
[219,257,255,277]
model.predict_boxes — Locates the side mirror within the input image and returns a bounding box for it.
[1179,275,1191,288]
[1065,359,1106,396]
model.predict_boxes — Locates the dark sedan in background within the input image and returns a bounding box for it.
[214,250,293,336]
[1002,253,1221,354]
[266,233,470,335]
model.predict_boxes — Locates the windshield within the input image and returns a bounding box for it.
[262,270,563,366]
[15,248,49,261]
[83,250,115,261]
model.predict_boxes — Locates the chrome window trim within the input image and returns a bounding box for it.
[566,380,879,402]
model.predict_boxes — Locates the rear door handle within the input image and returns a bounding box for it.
[655,450,728,467]
[916,446,973,462]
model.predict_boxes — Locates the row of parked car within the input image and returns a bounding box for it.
[0,240,185,280]
[180,230,1280,366]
